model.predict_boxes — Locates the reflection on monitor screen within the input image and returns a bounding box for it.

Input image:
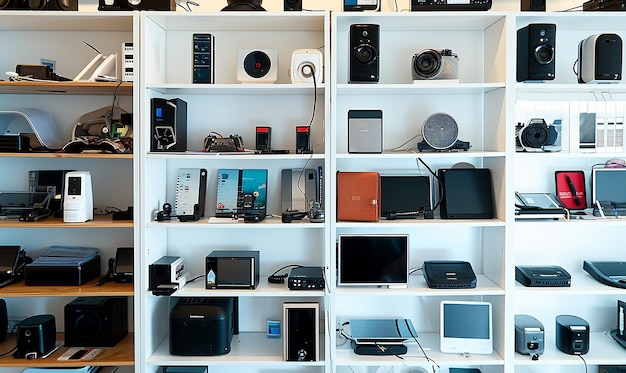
[592,168,626,204]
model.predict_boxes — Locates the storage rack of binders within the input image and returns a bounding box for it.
[329,12,509,373]
[0,11,138,372]
[512,12,626,373]
[138,11,332,373]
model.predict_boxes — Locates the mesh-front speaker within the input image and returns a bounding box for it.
[348,110,382,153]
[422,113,458,150]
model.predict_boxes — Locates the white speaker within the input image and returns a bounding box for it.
[63,171,94,223]
[421,113,459,150]
[290,49,323,84]
[237,49,278,84]
[348,110,383,153]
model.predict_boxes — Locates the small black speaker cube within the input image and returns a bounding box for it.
[283,302,319,361]
[517,23,556,82]
[151,98,188,152]
[521,0,545,11]
[14,314,56,359]
[64,296,129,347]
[349,24,380,83]
[555,315,589,355]
[193,34,214,84]
[284,0,302,11]
[170,297,237,356]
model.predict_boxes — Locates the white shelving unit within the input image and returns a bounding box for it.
[511,12,626,373]
[138,11,331,373]
[329,12,508,373]
[0,11,138,373]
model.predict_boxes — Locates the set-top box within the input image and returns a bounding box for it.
[206,250,260,289]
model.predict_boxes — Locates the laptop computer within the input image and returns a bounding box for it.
[350,318,418,344]
[515,192,567,219]
[380,175,431,219]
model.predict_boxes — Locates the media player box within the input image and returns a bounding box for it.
[24,246,100,286]
[169,297,237,356]
[288,266,325,290]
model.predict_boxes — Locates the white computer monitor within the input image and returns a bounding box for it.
[440,300,493,355]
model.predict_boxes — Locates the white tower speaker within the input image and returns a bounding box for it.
[290,49,323,84]
[237,49,278,84]
[421,113,459,150]
[63,171,94,223]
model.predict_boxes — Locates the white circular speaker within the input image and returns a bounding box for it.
[421,112,458,150]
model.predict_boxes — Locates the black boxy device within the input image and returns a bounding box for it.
[555,315,590,355]
[517,23,556,82]
[515,265,571,287]
[422,260,477,289]
[437,168,494,219]
[14,314,56,359]
[349,24,380,83]
[151,98,188,152]
[24,255,100,286]
[206,250,260,289]
[64,296,128,347]
[170,297,238,356]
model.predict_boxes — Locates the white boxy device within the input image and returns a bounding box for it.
[63,171,94,223]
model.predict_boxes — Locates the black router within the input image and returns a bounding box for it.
[515,265,571,287]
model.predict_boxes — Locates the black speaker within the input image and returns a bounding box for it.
[578,33,623,83]
[64,296,128,347]
[284,0,302,10]
[521,0,545,11]
[517,23,556,82]
[14,314,56,359]
[0,299,6,342]
[283,302,319,361]
[349,24,380,83]
[151,98,188,152]
[2,0,77,10]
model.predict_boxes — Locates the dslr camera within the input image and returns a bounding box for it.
[515,118,561,152]
[412,49,459,81]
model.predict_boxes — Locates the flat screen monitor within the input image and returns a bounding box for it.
[592,168,626,204]
[440,300,493,355]
[380,175,431,218]
[338,234,409,288]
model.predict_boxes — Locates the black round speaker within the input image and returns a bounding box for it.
[0,0,11,9]
[74,311,103,340]
[354,45,377,65]
[422,113,459,150]
[243,51,272,79]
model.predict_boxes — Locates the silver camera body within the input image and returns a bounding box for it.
[412,49,459,80]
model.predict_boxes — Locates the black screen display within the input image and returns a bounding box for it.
[338,235,408,285]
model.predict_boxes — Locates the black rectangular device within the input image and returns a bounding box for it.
[151,97,188,152]
[193,34,215,84]
[380,175,431,218]
[411,0,491,11]
[423,260,477,289]
[515,265,571,287]
[517,23,556,82]
[438,168,494,219]
[296,126,311,153]
[170,297,238,356]
[288,266,325,290]
[206,250,260,289]
[64,296,128,347]
[337,234,409,288]
[349,24,380,83]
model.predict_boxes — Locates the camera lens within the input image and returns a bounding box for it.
[354,45,377,64]
[413,49,442,79]
[520,121,550,148]
[534,44,554,65]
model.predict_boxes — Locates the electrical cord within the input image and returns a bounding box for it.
[267,264,302,284]
[404,318,440,373]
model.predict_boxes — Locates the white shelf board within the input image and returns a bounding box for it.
[514,331,626,366]
[335,151,506,160]
[143,11,327,32]
[336,219,505,228]
[146,83,326,96]
[147,216,325,229]
[515,83,626,101]
[514,12,626,31]
[333,12,507,32]
[335,274,504,297]
[145,152,325,161]
[336,83,505,95]
[0,11,133,31]
[334,332,504,366]
[173,278,326,298]
[147,332,326,366]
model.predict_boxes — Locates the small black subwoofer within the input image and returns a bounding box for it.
[284,0,302,10]
[349,24,380,83]
[517,23,556,82]
[64,296,128,347]
[521,0,545,11]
